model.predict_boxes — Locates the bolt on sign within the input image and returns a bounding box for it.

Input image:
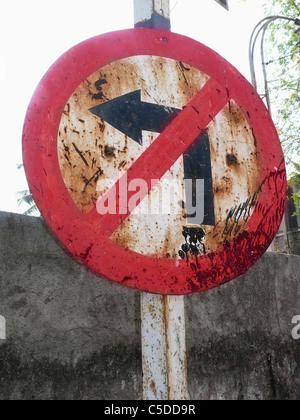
[23,29,286,295]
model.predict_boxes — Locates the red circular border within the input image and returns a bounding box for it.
[23,29,286,295]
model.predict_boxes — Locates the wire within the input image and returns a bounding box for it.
[249,16,279,89]
[248,15,300,254]
[249,15,299,94]
[260,18,279,114]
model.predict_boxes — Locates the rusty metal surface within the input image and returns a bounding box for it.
[141,293,168,400]
[165,295,189,400]
[58,56,260,259]
[141,293,189,400]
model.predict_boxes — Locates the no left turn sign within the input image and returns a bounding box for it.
[23,29,286,295]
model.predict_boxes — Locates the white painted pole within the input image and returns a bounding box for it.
[137,0,286,400]
[134,0,171,30]
[141,294,189,400]
[141,294,168,400]
[165,296,189,400]
[136,0,231,400]
[135,2,189,400]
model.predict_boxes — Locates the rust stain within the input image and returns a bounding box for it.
[200,100,261,253]
[58,57,260,258]
[226,153,238,166]
[72,143,89,167]
[150,380,157,395]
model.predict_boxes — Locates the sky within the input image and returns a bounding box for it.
[0,0,265,215]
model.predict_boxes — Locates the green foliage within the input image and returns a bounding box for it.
[262,0,300,168]
[260,0,300,212]
[289,162,300,191]
[17,190,39,216]
[288,162,300,215]
[16,164,39,216]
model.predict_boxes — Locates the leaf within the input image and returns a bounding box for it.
[16,189,39,216]
[292,162,300,173]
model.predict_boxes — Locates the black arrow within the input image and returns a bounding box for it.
[89,90,180,146]
[184,132,215,226]
[89,90,215,226]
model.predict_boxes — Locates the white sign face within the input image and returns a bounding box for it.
[58,55,260,260]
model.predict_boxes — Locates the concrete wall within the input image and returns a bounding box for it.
[0,211,299,400]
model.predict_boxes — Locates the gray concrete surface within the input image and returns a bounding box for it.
[0,211,299,400]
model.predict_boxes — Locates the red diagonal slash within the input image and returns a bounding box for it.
[88,78,229,237]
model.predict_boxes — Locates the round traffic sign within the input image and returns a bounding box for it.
[23,29,286,295]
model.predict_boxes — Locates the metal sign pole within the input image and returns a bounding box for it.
[134,0,189,401]
[141,294,189,400]
[134,0,171,30]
